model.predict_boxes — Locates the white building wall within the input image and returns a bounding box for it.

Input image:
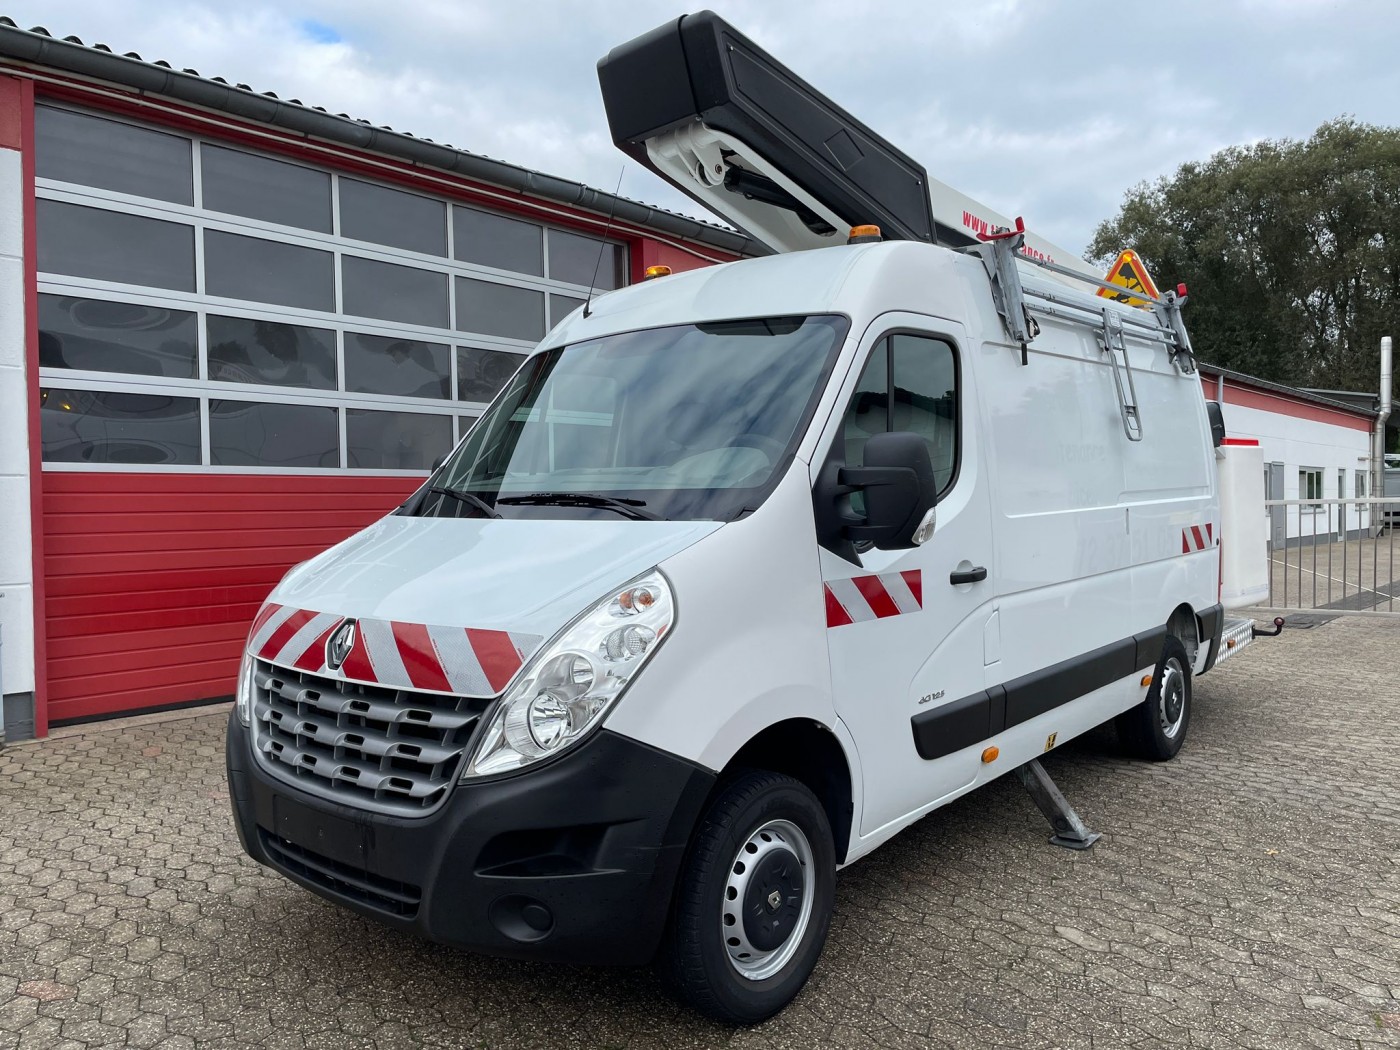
[0,143,34,697]
[1215,399,1373,541]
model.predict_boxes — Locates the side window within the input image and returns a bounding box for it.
[841,333,958,496]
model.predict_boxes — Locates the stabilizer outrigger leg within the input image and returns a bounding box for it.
[1015,759,1102,851]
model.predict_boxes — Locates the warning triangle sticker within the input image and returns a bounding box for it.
[1097,249,1161,308]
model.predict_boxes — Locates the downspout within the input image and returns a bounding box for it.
[1375,336,1392,535]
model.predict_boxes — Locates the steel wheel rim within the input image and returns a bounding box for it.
[721,818,815,981]
[1158,657,1187,738]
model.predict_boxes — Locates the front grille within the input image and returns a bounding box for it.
[259,830,422,918]
[251,660,492,815]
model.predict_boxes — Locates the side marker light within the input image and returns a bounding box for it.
[981,746,999,764]
[1141,675,1153,687]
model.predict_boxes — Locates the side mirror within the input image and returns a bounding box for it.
[1206,401,1226,448]
[839,431,938,549]
[431,454,447,471]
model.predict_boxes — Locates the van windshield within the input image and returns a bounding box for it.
[417,315,848,522]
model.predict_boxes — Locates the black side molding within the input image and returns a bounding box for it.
[912,628,1166,761]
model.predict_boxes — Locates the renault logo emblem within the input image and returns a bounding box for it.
[327,620,356,671]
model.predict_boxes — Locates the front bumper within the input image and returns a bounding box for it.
[226,712,715,965]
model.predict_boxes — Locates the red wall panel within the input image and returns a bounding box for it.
[41,472,419,723]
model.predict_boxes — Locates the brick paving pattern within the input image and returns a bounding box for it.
[1,616,1398,1049]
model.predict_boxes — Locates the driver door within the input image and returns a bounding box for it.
[813,319,995,838]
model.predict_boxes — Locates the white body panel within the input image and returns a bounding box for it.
[277,240,1222,863]
[0,145,34,698]
[1218,444,1270,608]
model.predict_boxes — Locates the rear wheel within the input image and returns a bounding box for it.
[1117,634,1192,761]
[659,770,835,1024]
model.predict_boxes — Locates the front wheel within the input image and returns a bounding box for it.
[659,771,835,1024]
[1117,634,1193,761]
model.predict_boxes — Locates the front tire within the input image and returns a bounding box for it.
[660,771,835,1024]
[1117,634,1193,761]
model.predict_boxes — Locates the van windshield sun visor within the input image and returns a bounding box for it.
[597,11,939,253]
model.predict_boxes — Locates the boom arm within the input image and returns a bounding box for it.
[598,11,1095,274]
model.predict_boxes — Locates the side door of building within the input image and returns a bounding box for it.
[812,318,995,838]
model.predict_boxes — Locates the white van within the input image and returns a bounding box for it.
[225,12,1257,1024]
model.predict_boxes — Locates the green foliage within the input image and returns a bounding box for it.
[1087,118,1400,392]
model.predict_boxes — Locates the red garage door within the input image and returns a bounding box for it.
[42,472,418,723]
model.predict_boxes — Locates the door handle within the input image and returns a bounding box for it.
[949,566,988,585]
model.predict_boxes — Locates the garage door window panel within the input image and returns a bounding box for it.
[455,277,544,342]
[548,229,626,290]
[456,347,524,404]
[347,409,452,471]
[210,400,340,468]
[346,333,451,400]
[38,201,195,292]
[207,315,337,390]
[200,144,332,233]
[343,256,449,329]
[340,178,447,257]
[39,295,197,379]
[204,231,335,311]
[39,388,200,465]
[36,105,193,206]
[453,206,543,276]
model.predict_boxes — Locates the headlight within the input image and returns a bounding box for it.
[235,650,255,727]
[463,570,675,777]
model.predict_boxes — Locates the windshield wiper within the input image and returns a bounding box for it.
[496,492,664,521]
[428,485,501,519]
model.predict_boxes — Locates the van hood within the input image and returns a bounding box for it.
[253,514,720,697]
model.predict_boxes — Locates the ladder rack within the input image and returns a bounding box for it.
[963,222,1204,439]
[963,223,1197,442]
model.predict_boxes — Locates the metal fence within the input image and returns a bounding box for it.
[1265,497,1400,613]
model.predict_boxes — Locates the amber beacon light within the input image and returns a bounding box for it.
[643,265,673,279]
[847,224,883,244]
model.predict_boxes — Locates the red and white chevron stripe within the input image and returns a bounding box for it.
[824,570,922,628]
[248,603,542,697]
[1181,523,1214,553]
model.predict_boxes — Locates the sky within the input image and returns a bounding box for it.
[9,0,1400,260]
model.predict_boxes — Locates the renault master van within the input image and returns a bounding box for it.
[226,12,1257,1023]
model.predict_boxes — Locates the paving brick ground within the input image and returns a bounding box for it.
[2,615,1398,1049]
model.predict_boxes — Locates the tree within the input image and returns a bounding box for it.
[1086,119,1400,393]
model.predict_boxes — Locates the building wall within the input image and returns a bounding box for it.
[0,74,36,736]
[1202,374,1374,542]
[6,77,737,735]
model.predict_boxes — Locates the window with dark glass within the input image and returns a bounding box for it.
[36,106,193,205]
[547,228,625,289]
[346,409,451,470]
[207,315,336,389]
[840,333,958,496]
[37,201,195,292]
[454,277,544,342]
[453,206,542,276]
[550,294,585,327]
[345,333,450,399]
[209,400,340,467]
[340,178,446,256]
[342,256,449,328]
[39,388,200,465]
[200,144,332,233]
[38,295,197,379]
[204,231,335,311]
[456,346,523,403]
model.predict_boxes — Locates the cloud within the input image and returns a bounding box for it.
[6,0,1398,257]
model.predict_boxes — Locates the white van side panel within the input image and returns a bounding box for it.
[977,304,1218,689]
